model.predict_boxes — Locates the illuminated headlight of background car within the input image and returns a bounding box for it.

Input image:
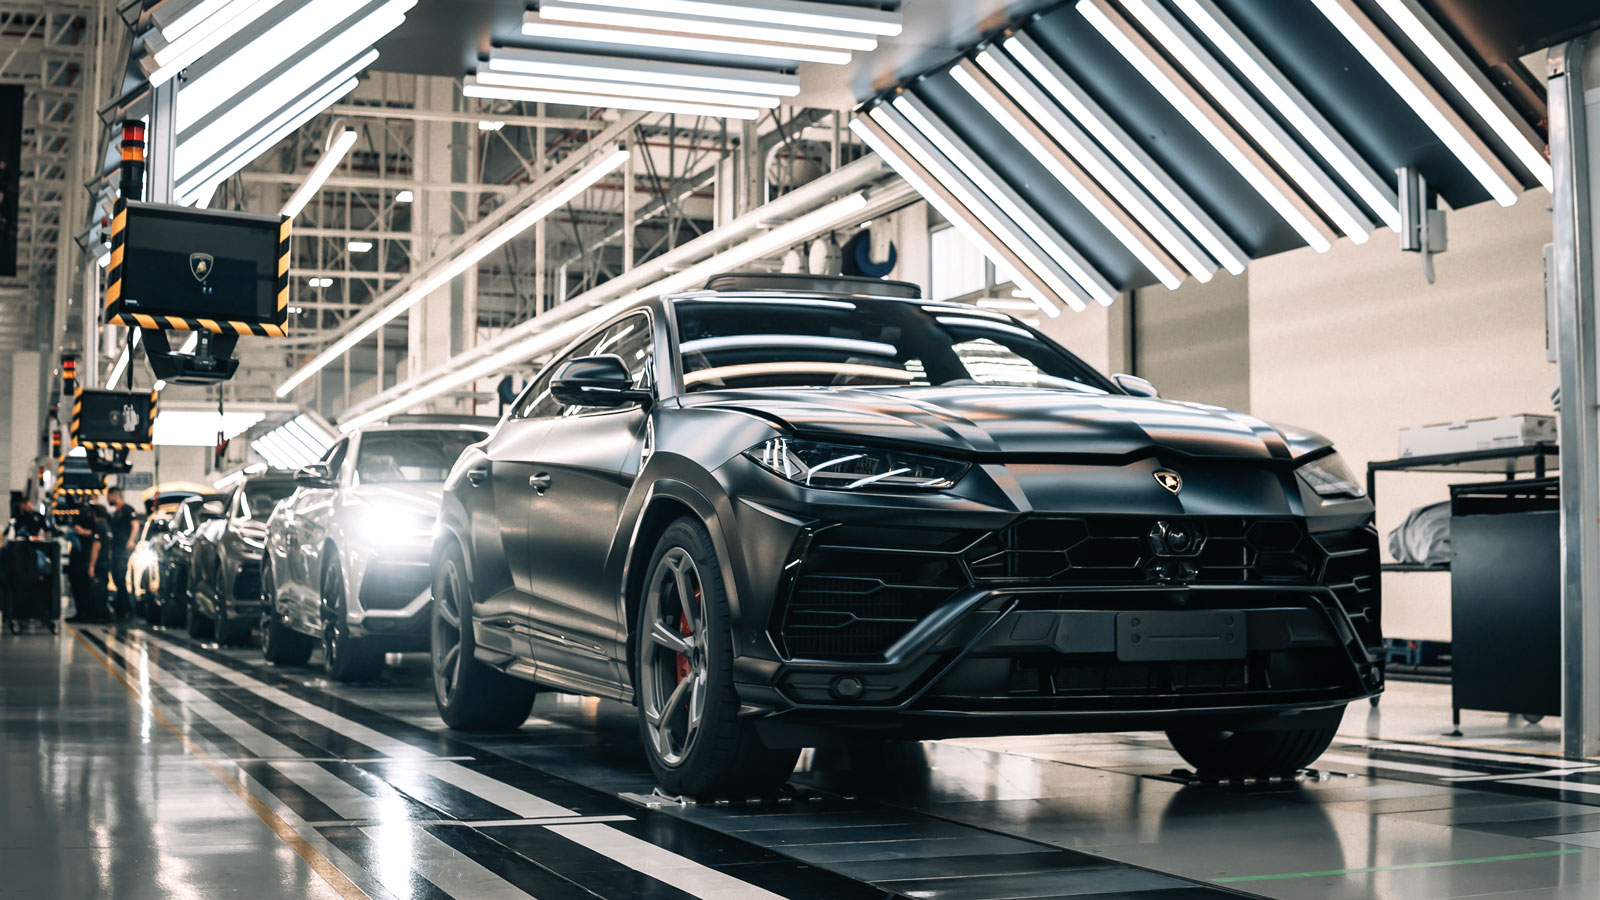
[745,437,969,491]
[238,532,266,551]
[1297,452,1365,499]
[349,502,436,542]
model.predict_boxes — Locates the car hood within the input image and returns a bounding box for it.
[232,520,268,543]
[683,386,1311,460]
[342,483,445,514]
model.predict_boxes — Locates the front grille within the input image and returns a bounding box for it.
[965,516,1320,586]
[232,562,261,601]
[776,518,1379,663]
[359,562,433,610]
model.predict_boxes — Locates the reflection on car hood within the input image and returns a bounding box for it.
[344,483,445,514]
[684,386,1309,460]
[233,520,268,543]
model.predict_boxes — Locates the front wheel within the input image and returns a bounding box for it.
[1167,720,1341,778]
[321,561,383,682]
[634,518,799,798]
[260,568,314,666]
[431,541,536,731]
[160,570,188,627]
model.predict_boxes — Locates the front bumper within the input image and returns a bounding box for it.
[718,464,1381,742]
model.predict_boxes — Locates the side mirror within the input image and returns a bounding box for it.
[295,463,337,489]
[551,355,652,409]
[201,500,226,518]
[1112,373,1159,398]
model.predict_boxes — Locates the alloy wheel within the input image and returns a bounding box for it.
[322,566,346,673]
[639,547,709,767]
[433,562,465,706]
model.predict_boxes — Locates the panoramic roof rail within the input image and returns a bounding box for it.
[700,273,922,299]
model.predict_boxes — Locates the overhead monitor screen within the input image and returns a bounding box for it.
[108,201,287,332]
[72,389,157,449]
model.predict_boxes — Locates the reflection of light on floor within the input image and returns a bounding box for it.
[137,643,152,744]
[369,791,416,898]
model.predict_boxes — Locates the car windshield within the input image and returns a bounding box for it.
[241,484,294,520]
[673,298,1110,393]
[355,430,486,484]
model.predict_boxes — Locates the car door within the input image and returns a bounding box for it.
[522,313,655,687]
[287,439,346,621]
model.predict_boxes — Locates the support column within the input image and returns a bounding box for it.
[1551,33,1600,760]
[407,76,464,410]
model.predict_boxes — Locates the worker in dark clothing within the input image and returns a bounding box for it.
[106,488,136,620]
[65,507,106,623]
[4,497,49,540]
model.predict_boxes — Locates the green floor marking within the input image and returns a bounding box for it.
[1214,848,1586,883]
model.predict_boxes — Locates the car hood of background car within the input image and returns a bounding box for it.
[683,386,1313,460]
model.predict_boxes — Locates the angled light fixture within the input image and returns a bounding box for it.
[280,128,357,219]
[521,13,852,65]
[339,187,883,431]
[1369,0,1550,191]
[890,95,1116,307]
[537,2,879,52]
[970,49,1213,284]
[549,0,902,37]
[484,47,799,97]
[952,61,1186,290]
[851,114,1067,316]
[394,190,413,203]
[1078,0,1335,252]
[1113,0,1375,244]
[346,239,373,252]
[144,0,293,87]
[1169,0,1400,232]
[1003,34,1246,275]
[1310,0,1519,206]
[277,146,631,398]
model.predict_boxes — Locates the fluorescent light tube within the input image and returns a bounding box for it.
[972,49,1212,283]
[555,0,901,37]
[175,0,370,131]
[1169,0,1400,232]
[176,1,406,176]
[280,129,357,218]
[1077,0,1334,253]
[1114,0,1374,244]
[851,115,1066,316]
[537,2,877,52]
[176,67,365,204]
[485,47,798,97]
[951,63,1185,290]
[890,96,1116,306]
[395,190,413,203]
[1003,35,1246,275]
[1371,0,1550,191]
[277,147,630,398]
[521,14,852,65]
[477,120,506,131]
[340,190,879,431]
[347,240,373,252]
[473,69,781,109]
[1310,0,1518,207]
[148,0,292,88]
[156,0,238,42]
[464,77,762,121]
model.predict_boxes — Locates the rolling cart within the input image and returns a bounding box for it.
[3,539,61,634]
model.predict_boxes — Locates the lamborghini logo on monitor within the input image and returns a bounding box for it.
[189,252,214,283]
[1154,470,1182,494]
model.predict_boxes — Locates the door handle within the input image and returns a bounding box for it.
[529,472,552,495]
[467,464,491,487]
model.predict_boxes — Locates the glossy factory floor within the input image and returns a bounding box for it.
[6,626,1600,900]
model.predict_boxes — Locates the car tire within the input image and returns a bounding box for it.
[186,599,214,639]
[260,568,314,666]
[215,598,252,646]
[1167,721,1341,778]
[161,571,187,628]
[321,559,383,682]
[431,540,537,731]
[633,518,799,798]
[141,582,161,626]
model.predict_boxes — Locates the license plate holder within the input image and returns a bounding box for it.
[1116,610,1246,661]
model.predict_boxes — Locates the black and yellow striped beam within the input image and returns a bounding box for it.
[102,199,291,338]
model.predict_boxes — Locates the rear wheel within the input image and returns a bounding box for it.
[215,570,253,646]
[432,541,536,731]
[160,569,188,627]
[1167,720,1341,778]
[321,560,382,682]
[260,568,314,666]
[634,518,799,798]
[186,595,214,639]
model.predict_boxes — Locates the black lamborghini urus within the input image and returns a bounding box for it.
[433,274,1381,797]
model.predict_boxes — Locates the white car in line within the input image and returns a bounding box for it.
[258,417,492,680]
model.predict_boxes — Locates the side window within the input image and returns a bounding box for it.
[323,439,349,476]
[593,314,654,388]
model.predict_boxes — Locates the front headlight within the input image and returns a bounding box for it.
[1297,452,1364,499]
[350,503,435,539]
[745,437,969,491]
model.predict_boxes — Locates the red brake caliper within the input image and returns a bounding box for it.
[674,612,693,684]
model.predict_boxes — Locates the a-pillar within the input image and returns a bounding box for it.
[406,76,476,412]
[1551,34,1600,759]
